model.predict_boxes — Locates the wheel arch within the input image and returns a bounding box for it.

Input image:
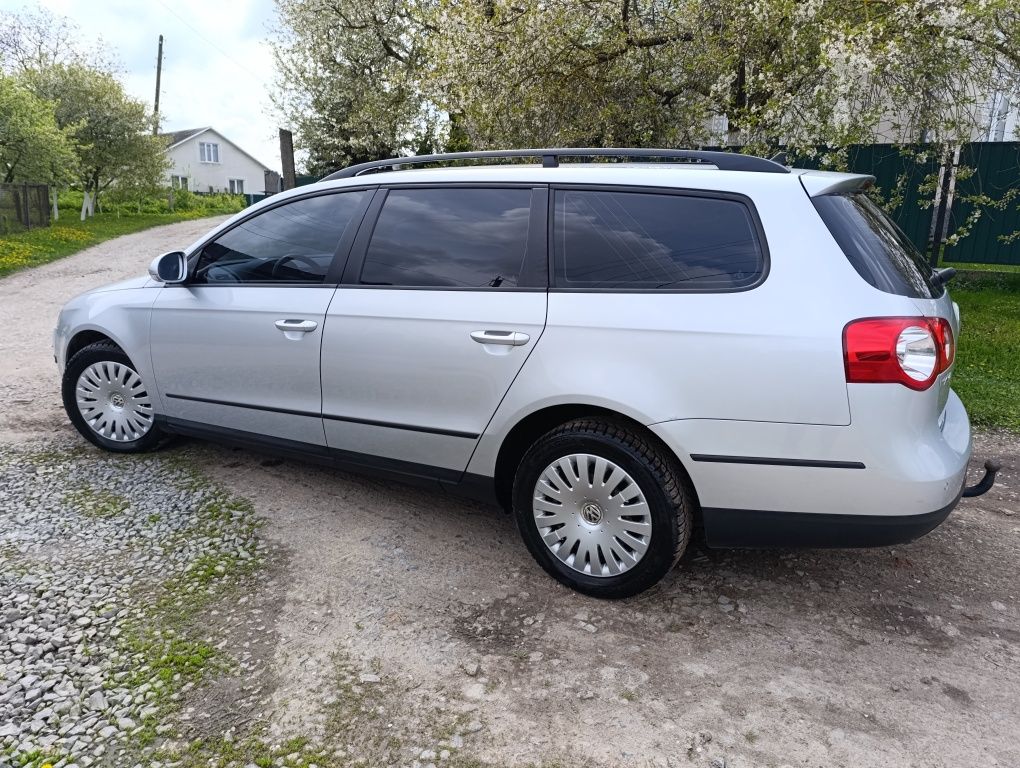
[65,329,123,363]
[491,404,701,514]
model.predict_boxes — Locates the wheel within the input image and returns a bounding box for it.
[61,340,164,453]
[512,418,694,599]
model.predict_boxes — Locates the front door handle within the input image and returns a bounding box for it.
[275,319,317,333]
[275,319,318,340]
[470,330,530,346]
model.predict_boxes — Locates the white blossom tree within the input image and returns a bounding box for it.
[272,0,1020,171]
[271,0,438,176]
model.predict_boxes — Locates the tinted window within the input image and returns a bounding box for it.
[192,191,367,284]
[553,190,764,289]
[812,192,941,299]
[360,188,532,288]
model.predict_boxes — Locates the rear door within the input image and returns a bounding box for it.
[320,185,548,478]
[149,189,372,446]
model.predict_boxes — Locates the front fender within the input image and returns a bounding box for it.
[55,288,160,389]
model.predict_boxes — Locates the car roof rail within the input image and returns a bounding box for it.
[320,148,791,180]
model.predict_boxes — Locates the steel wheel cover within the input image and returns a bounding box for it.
[75,361,154,442]
[532,453,652,577]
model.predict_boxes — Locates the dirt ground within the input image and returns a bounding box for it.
[1,220,1018,767]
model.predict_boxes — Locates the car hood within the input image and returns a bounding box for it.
[88,275,158,293]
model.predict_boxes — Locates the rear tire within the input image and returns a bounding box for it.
[512,417,693,598]
[62,340,165,453]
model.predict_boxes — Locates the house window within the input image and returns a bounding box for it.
[199,141,220,163]
[228,179,245,194]
[171,175,189,190]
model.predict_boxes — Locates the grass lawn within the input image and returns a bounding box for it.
[942,260,1020,274]
[951,271,1020,431]
[0,211,233,279]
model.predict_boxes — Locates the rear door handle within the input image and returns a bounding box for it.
[470,330,530,346]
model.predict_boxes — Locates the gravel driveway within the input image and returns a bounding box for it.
[1,219,1018,768]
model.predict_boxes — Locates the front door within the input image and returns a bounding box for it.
[320,185,548,478]
[150,189,372,446]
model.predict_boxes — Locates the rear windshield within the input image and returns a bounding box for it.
[812,192,941,299]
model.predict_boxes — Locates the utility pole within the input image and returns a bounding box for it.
[280,129,296,190]
[153,34,164,136]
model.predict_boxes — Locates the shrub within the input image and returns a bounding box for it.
[54,187,246,217]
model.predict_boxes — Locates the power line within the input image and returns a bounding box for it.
[151,0,269,91]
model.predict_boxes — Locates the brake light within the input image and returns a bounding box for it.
[843,317,954,391]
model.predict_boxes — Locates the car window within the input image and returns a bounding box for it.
[812,192,941,299]
[192,191,368,285]
[553,190,765,290]
[360,188,532,288]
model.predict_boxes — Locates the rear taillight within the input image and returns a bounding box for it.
[843,317,954,391]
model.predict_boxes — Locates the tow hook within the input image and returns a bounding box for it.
[963,460,1002,498]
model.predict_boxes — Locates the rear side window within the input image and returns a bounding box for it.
[553,190,765,290]
[812,192,941,299]
[360,188,532,288]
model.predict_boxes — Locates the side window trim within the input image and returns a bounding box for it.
[323,188,379,284]
[547,183,770,293]
[185,186,378,288]
[339,187,389,285]
[339,183,550,291]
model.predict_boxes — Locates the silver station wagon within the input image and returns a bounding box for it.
[54,149,999,597]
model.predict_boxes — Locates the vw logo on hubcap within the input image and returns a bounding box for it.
[580,501,603,525]
[109,392,126,409]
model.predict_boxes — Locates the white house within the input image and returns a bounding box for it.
[161,127,277,195]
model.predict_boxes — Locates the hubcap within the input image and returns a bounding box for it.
[532,453,651,578]
[75,361,154,442]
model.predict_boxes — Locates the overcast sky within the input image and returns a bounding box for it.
[1,0,282,171]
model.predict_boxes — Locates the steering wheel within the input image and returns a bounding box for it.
[272,253,320,279]
[198,264,241,283]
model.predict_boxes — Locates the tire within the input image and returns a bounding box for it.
[62,340,165,453]
[512,417,694,599]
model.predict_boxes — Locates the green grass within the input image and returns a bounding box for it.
[0,193,244,278]
[942,260,1020,274]
[63,486,130,518]
[950,271,1020,431]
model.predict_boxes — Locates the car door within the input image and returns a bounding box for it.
[149,189,373,447]
[320,185,548,478]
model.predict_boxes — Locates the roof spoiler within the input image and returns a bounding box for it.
[799,172,876,197]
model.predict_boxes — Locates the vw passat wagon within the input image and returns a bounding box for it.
[55,148,992,598]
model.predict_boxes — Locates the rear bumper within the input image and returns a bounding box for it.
[649,388,972,546]
[701,483,962,548]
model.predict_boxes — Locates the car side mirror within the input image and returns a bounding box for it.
[148,251,188,284]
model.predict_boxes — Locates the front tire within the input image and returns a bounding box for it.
[62,340,165,453]
[512,418,693,598]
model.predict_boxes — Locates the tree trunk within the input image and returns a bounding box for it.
[80,191,94,221]
[92,173,100,214]
[52,188,59,221]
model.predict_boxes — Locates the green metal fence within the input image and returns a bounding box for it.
[847,144,940,252]
[944,142,1020,265]
[798,142,1020,265]
[789,144,939,253]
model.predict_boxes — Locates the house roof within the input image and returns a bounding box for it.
[160,127,210,148]
[160,126,274,172]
